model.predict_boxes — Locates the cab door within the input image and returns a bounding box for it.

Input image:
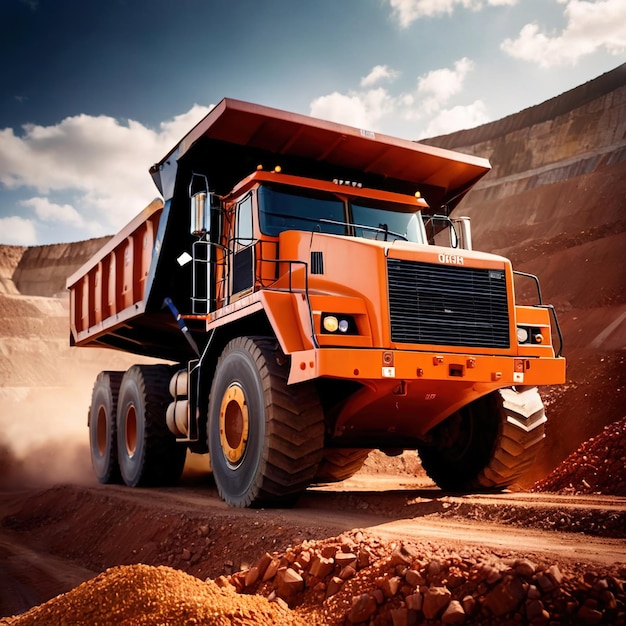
[231,193,255,297]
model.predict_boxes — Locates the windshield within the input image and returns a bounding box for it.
[258,184,427,244]
[258,186,345,236]
[352,202,425,243]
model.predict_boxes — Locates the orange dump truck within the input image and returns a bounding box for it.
[67,99,565,507]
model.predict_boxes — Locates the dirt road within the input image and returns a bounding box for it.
[2,470,625,619]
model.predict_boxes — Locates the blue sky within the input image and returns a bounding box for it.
[1,0,624,245]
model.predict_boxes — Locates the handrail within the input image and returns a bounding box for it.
[513,270,543,304]
[191,237,319,349]
[258,253,319,349]
[513,270,563,358]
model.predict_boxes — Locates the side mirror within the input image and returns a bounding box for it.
[453,216,472,250]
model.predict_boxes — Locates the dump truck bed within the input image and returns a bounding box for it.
[67,99,491,361]
[66,199,187,361]
[150,98,490,207]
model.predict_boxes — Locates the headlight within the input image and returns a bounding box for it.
[338,319,350,333]
[323,315,339,333]
[517,325,545,345]
[322,313,356,334]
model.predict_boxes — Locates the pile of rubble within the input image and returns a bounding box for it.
[533,416,626,497]
[4,531,624,625]
[223,531,625,624]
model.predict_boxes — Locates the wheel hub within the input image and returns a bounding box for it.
[96,405,107,456]
[125,405,137,458]
[219,383,249,465]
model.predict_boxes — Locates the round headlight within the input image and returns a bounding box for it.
[517,327,529,343]
[338,319,350,333]
[323,315,339,333]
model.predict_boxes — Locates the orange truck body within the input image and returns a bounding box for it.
[68,99,565,498]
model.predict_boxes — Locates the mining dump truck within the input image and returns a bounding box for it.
[67,99,565,507]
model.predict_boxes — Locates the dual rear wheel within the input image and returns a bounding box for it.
[87,337,328,507]
[88,365,186,487]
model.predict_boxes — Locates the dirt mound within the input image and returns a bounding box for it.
[0,563,305,626]
[533,415,626,497]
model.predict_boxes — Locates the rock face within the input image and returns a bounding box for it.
[10,236,111,297]
[0,246,26,295]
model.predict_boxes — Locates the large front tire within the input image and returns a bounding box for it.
[417,387,546,491]
[208,337,324,507]
[89,370,124,484]
[117,365,187,487]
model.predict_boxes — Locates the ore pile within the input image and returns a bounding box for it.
[223,531,625,624]
[0,563,305,626]
[533,416,626,497]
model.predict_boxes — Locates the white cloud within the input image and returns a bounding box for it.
[310,59,484,138]
[421,100,490,137]
[417,58,475,114]
[18,197,103,239]
[0,104,213,237]
[360,65,400,87]
[310,88,394,130]
[501,0,626,67]
[388,0,517,28]
[0,216,37,245]
[20,197,85,227]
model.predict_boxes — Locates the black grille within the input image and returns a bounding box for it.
[311,251,324,275]
[387,259,510,348]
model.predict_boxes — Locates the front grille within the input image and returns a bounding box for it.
[387,259,510,348]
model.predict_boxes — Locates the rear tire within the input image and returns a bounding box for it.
[417,387,546,491]
[314,449,371,483]
[117,364,187,487]
[88,371,123,484]
[208,337,324,507]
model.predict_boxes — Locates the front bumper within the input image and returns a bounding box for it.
[288,347,566,388]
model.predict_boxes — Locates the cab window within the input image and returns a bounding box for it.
[236,194,254,247]
[258,185,345,236]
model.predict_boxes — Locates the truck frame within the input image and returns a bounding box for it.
[67,99,565,506]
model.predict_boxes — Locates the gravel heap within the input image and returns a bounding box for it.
[0,564,305,626]
[225,530,625,625]
[533,416,626,497]
[2,531,624,625]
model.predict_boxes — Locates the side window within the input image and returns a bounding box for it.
[232,193,255,295]
[236,194,253,247]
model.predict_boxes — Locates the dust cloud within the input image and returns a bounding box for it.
[0,374,99,490]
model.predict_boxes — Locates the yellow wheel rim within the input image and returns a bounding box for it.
[219,383,249,465]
